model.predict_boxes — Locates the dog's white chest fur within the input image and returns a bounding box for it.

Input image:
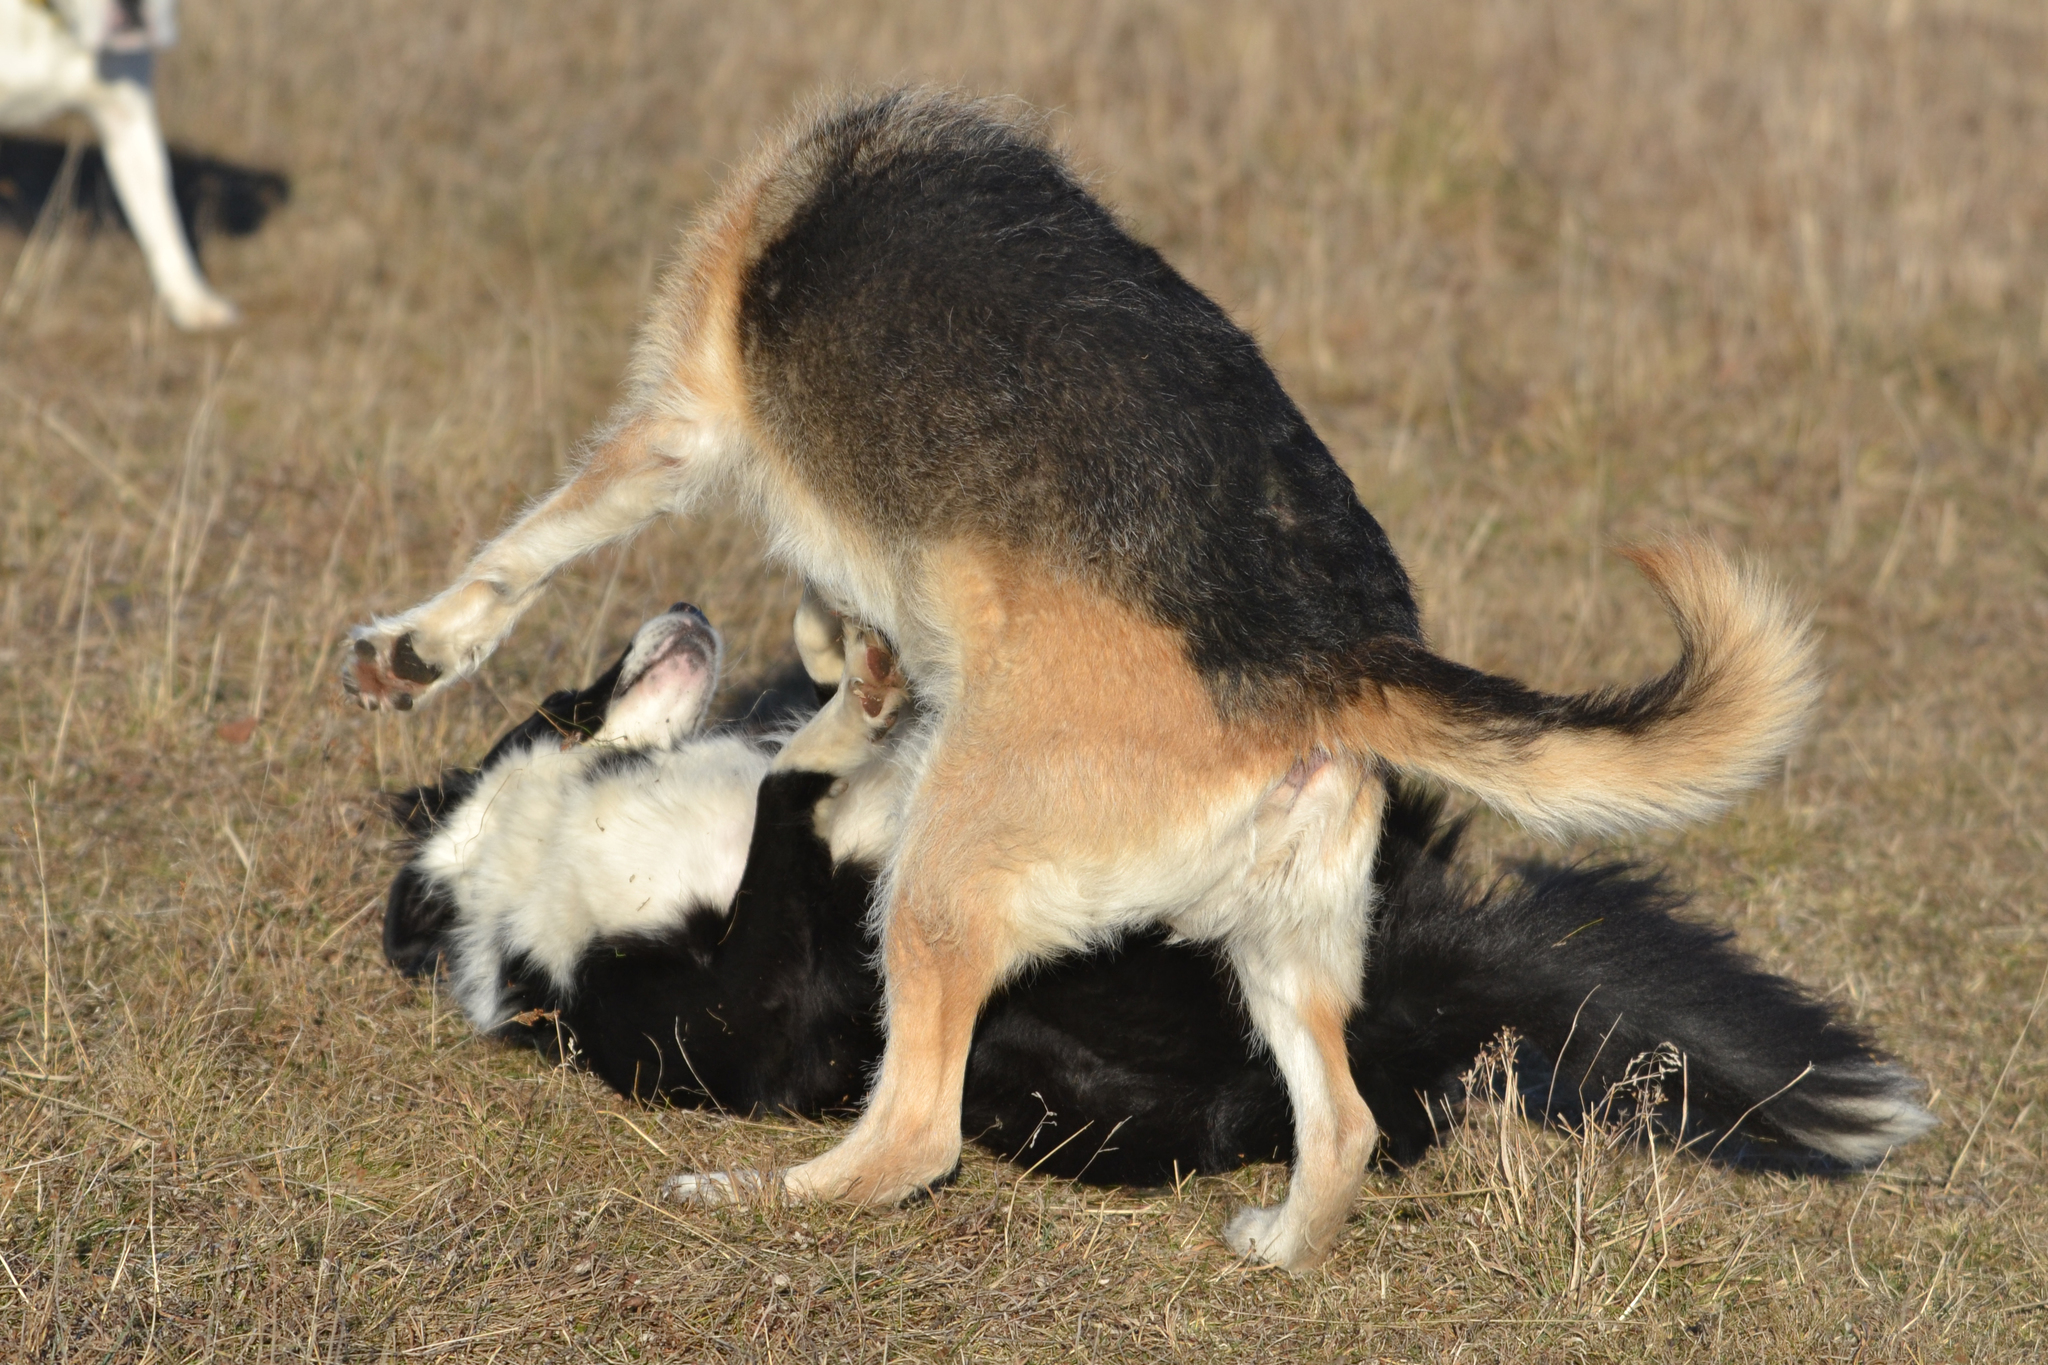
[419,732,769,1028]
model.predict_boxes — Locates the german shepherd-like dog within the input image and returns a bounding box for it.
[347,92,1837,1268]
[384,604,1931,1188]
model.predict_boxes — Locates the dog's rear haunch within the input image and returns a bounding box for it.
[348,92,1831,1269]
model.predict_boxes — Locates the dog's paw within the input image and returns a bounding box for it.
[1222,1204,1311,1271]
[661,1169,774,1208]
[165,289,241,332]
[343,624,446,712]
[843,626,907,739]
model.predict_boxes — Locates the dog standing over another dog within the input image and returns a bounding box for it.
[347,91,1840,1270]
[0,0,238,328]
[384,603,1933,1186]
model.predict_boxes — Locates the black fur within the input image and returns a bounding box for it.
[386,662,1921,1184]
[741,95,1421,719]
[0,135,288,254]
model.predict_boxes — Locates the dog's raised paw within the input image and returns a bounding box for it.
[343,627,443,712]
[844,627,908,738]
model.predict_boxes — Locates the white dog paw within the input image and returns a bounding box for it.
[843,625,907,740]
[661,1169,773,1207]
[166,291,240,331]
[1222,1205,1310,1271]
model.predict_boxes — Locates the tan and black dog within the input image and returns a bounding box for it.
[345,92,1823,1270]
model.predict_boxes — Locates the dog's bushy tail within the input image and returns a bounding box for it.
[1354,789,1935,1167]
[1344,538,1820,839]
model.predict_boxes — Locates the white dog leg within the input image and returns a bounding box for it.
[82,75,236,330]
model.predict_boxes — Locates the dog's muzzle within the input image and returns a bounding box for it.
[613,603,719,702]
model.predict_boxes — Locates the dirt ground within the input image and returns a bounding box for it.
[2,1,2044,1359]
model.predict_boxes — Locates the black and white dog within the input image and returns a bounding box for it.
[383,605,1931,1185]
[0,0,239,328]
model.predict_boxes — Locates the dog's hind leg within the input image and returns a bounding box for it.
[345,414,738,711]
[1212,768,1387,1270]
[1220,942,1380,1269]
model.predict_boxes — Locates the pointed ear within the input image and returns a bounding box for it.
[794,584,846,687]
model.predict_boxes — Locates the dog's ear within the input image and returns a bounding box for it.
[384,865,458,978]
[474,643,633,769]
[385,773,478,840]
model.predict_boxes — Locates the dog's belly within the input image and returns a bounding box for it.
[1003,753,1382,963]
[1004,790,1271,956]
[836,547,1384,962]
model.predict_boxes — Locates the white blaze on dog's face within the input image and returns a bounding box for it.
[597,603,722,748]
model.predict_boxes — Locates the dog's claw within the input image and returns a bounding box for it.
[847,630,908,737]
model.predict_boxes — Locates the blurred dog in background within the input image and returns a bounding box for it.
[0,0,253,328]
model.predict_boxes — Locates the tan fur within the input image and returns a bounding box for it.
[348,98,1819,1273]
[749,546,1385,1262]
[1343,538,1819,839]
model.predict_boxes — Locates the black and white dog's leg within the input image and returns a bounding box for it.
[792,585,847,696]
[0,1,238,329]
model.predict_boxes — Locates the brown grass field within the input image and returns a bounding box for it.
[2,1,2044,1358]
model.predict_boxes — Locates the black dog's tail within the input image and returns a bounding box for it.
[1355,788,1935,1167]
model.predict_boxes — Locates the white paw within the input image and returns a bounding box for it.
[843,625,907,739]
[1222,1204,1304,1270]
[165,290,240,331]
[661,1169,773,1207]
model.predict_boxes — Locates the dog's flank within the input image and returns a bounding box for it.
[385,615,1929,1182]
[346,91,1824,1269]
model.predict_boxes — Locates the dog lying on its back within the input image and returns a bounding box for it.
[385,605,1932,1184]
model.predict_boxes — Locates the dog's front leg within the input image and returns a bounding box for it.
[345,416,710,711]
[80,76,238,331]
[666,735,1017,1210]
[668,862,1009,1210]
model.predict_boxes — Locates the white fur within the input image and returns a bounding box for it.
[422,732,770,1030]
[1783,1069,1938,1164]
[0,0,237,329]
[411,605,899,1038]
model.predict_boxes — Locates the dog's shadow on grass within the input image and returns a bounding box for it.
[0,134,289,257]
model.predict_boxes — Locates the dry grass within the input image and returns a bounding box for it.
[2,0,2044,1358]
